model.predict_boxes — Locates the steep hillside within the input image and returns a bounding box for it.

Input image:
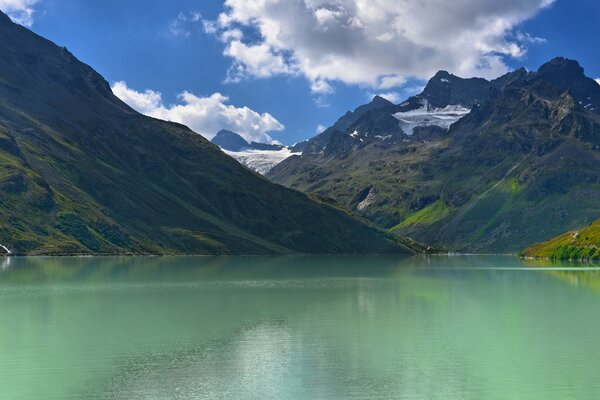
[269,58,600,253]
[522,218,600,260]
[0,11,409,255]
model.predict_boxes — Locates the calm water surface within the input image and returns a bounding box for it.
[1,255,600,399]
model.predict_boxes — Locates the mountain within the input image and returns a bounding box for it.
[269,58,600,253]
[288,70,510,159]
[211,129,286,152]
[0,11,410,255]
[211,129,250,151]
[290,95,399,154]
[522,218,600,260]
[210,130,295,174]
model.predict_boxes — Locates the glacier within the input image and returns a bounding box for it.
[393,104,470,135]
[224,148,298,175]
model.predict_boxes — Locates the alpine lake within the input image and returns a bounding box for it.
[2,255,600,399]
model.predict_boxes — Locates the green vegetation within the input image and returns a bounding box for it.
[269,59,600,253]
[393,200,449,229]
[522,218,600,261]
[0,12,410,255]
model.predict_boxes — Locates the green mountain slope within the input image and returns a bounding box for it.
[269,58,600,253]
[0,12,409,255]
[522,218,600,260]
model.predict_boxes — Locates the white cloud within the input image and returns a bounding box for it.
[311,79,334,94]
[206,0,554,93]
[167,11,202,38]
[377,75,407,90]
[0,0,38,26]
[111,81,284,143]
[514,30,547,44]
[316,124,327,134]
[111,82,162,114]
[224,40,293,82]
[367,91,401,103]
[202,19,218,34]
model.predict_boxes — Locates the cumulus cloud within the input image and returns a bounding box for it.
[206,0,554,93]
[0,0,38,26]
[111,81,284,143]
[224,40,293,82]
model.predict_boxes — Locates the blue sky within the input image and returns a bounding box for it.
[1,0,599,145]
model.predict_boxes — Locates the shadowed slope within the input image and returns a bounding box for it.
[0,12,409,255]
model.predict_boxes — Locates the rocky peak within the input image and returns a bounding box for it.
[211,129,250,151]
[532,57,600,113]
[371,95,395,106]
[431,70,453,80]
[419,71,490,109]
[537,57,585,82]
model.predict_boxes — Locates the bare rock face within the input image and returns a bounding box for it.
[269,58,600,253]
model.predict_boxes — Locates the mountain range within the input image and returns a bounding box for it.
[2,7,599,257]
[268,57,600,253]
[0,11,409,255]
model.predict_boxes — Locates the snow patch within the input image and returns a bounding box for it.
[224,148,298,175]
[375,135,392,140]
[392,101,470,135]
[350,130,360,138]
[440,78,449,83]
[0,243,11,254]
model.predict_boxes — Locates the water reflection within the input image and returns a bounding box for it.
[0,254,554,283]
[0,256,11,272]
[2,255,600,400]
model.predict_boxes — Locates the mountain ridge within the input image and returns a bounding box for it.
[0,10,410,255]
[268,57,600,253]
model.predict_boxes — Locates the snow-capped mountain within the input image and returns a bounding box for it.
[211,130,297,174]
[223,148,298,175]
[285,68,529,158]
[268,57,600,254]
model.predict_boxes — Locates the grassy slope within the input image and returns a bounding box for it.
[269,85,600,254]
[272,137,600,254]
[522,218,600,260]
[0,13,409,255]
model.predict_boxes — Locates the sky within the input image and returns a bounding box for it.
[1,0,599,145]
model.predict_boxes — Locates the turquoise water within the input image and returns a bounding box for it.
[1,255,600,399]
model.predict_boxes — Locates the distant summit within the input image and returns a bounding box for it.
[211,130,286,152]
[211,129,295,174]
[533,57,600,112]
[211,129,250,151]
